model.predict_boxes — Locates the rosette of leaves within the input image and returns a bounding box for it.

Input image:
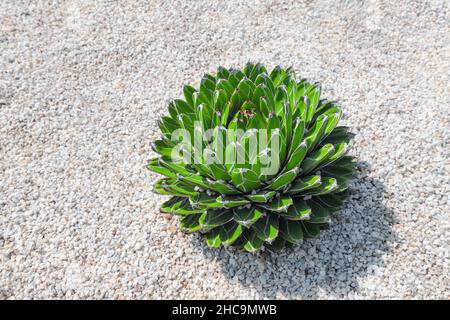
[148,63,355,252]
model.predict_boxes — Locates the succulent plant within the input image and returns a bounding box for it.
[148,63,355,252]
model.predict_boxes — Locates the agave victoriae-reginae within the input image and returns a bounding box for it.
[148,63,355,252]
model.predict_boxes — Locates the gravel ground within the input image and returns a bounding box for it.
[1,0,449,299]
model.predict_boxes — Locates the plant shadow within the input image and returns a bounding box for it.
[190,161,399,299]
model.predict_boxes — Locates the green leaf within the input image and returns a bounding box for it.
[158,158,193,177]
[302,177,338,196]
[264,236,286,252]
[174,198,206,214]
[147,158,177,179]
[301,221,321,238]
[307,200,330,223]
[315,194,344,210]
[219,221,243,246]
[228,70,245,88]
[190,193,222,209]
[305,84,321,123]
[288,118,305,156]
[242,228,264,252]
[233,207,263,227]
[206,179,240,195]
[217,66,230,79]
[198,103,214,130]
[180,213,202,232]
[321,126,354,145]
[252,214,279,243]
[199,209,234,228]
[283,141,307,172]
[176,97,196,113]
[217,196,250,208]
[158,116,179,139]
[200,77,216,93]
[288,175,321,194]
[231,168,262,193]
[179,174,210,189]
[279,219,304,244]
[320,142,348,167]
[257,196,293,213]
[216,78,234,96]
[206,228,222,248]
[300,143,335,175]
[154,179,198,197]
[161,197,184,213]
[183,85,196,108]
[280,199,311,220]
[237,78,256,101]
[322,109,342,138]
[305,114,328,151]
[151,139,174,158]
[245,190,276,203]
[265,167,300,191]
[208,163,232,181]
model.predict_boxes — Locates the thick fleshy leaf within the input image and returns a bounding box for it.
[300,143,335,175]
[206,228,222,248]
[151,139,174,158]
[180,213,202,232]
[283,141,307,172]
[245,190,276,203]
[218,196,250,208]
[233,207,263,227]
[301,221,321,238]
[315,194,344,210]
[220,221,243,246]
[205,179,240,195]
[208,163,232,181]
[190,193,222,209]
[305,84,321,123]
[279,219,304,244]
[179,174,210,189]
[183,85,196,108]
[305,114,328,151]
[158,116,179,139]
[174,198,206,215]
[237,78,256,101]
[280,199,311,220]
[231,168,261,192]
[252,214,279,243]
[288,175,321,194]
[154,179,198,197]
[302,177,338,196]
[321,126,354,145]
[288,118,305,156]
[242,228,264,252]
[161,197,184,213]
[265,167,299,191]
[147,158,177,179]
[257,196,293,213]
[217,66,230,80]
[199,209,234,228]
[264,236,286,252]
[320,142,348,168]
[200,76,216,93]
[158,158,193,177]
[307,200,331,223]
[216,78,234,96]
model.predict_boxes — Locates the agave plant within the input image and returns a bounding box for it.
[148,63,354,252]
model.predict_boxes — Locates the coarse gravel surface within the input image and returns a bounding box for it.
[0,0,449,299]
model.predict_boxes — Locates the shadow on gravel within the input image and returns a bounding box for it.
[191,161,399,298]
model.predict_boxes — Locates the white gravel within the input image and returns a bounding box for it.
[1,0,449,299]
